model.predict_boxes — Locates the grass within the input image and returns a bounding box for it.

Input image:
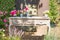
[44,26,60,40]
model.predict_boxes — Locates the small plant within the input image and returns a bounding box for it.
[49,0,58,24]
[0,29,5,40]
[0,29,21,40]
[9,36,21,40]
[43,0,58,27]
[0,29,5,36]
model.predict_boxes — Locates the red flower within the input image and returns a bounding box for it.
[25,7,29,11]
[10,10,17,16]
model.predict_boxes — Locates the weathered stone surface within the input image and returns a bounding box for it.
[9,17,50,37]
[22,35,44,40]
[32,25,48,36]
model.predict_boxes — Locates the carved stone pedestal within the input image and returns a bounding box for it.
[9,17,50,40]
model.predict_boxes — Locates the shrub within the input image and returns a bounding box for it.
[49,0,58,24]
[0,0,15,28]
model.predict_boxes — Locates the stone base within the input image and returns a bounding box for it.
[22,35,44,40]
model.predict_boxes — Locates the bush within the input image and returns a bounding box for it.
[0,0,15,11]
[0,0,15,28]
[49,0,58,24]
[0,29,21,40]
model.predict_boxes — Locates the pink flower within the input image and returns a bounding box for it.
[24,6,29,12]
[0,11,3,15]
[25,7,29,11]
[5,24,8,27]
[10,10,17,16]
[3,19,7,23]
[23,9,27,12]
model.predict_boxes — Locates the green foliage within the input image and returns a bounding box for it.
[9,36,21,40]
[49,0,58,23]
[44,34,60,40]
[44,35,54,40]
[0,0,15,28]
[0,29,5,36]
[0,29,21,40]
[0,29,5,40]
[0,36,21,40]
[0,0,15,11]
[0,20,4,25]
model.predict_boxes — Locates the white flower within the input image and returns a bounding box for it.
[45,14,48,17]
[28,4,31,8]
[3,30,5,32]
[2,34,5,37]
[32,5,36,8]
[32,9,37,15]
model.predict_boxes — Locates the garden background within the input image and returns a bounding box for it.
[0,0,60,40]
